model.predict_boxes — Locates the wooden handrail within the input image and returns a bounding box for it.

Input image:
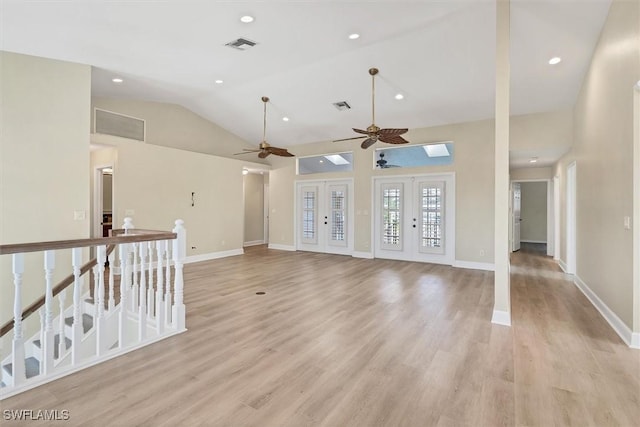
[0,230,178,337]
[0,229,176,255]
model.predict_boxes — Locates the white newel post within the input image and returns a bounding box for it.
[96,245,106,355]
[71,247,83,365]
[42,250,55,375]
[57,289,66,359]
[147,241,155,319]
[11,253,26,386]
[155,240,165,335]
[172,220,186,331]
[123,217,137,311]
[118,242,129,349]
[131,243,139,312]
[138,242,147,341]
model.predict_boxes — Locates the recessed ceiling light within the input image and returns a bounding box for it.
[282,117,289,122]
[215,79,223,84]
[319,160,324,163]
[348,33,360,40]
[242,169,249,175]
[529,157,538,163]
[395,93,404,100]
[112,78,123,83]
[240,15,254,23]
[548,57,562,65]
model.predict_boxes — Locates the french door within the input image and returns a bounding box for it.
[374,174,455,264]
[296,179,353,255]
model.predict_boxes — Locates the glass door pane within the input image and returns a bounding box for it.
[301,186,318,244]
[328,184,347,247]
[418,181,445,254]
[381,183,403,251]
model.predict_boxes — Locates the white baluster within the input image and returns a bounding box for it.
[58,289,66,359]
[165,240,172,326]
[118,242,129,349]
[147,241,154,319]
[172,220,186,331]
[131,242,139,311]
[11,253,26,386]
[92,265,99,320]
[138,242,147,340]
[123,217,137,312]
[107,250,115,311]
[96,245,106,356]
[38,308,45,375]
[42,250,55,374]
[155,240,165,335]
[71,247,82,365]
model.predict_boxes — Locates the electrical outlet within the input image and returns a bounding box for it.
[125,209,135,216]
[73,210,86,220]
[480,249,485,257]
[623,216,631,230]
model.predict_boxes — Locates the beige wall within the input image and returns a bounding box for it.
[510,110,573,151]
[269,118,496,264]
[244,173,265,244]
[91,133,264,257]
[520,182,547,243]
[0,52,91,334]
[554,0,640,328]
[92,97,265,163]
[510,167,553,181]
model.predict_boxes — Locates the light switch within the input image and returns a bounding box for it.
[623,216,631,230]
[125,209,135,216]
[73,210,86,220]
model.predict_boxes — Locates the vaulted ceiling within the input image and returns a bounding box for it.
[1,0,611,165]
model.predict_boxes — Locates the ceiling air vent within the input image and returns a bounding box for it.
[333,101,351,111]
[225,37,258,51]
[94,109,145,141]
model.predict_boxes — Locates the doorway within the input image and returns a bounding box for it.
[566,162,577,275]
[295,179,354,255]
[373,173,455,265]
[93,165,113,238]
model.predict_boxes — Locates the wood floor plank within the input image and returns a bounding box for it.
[2,243,638,426]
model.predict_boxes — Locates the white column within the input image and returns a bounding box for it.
[107,250,115,311]
[492,0,512,326]
[138,242,147,341]
[42,250,55,374]
[71,247,83,365]
[164,241,172,326]
[156,240,165,335]
[131,242,139,311]
[11,253,26,386]
[172,220,186,331]
[96,245,106,355]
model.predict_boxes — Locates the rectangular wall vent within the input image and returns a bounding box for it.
[333,101,351,111]
[94,109,145,141]
[225,37,258,51]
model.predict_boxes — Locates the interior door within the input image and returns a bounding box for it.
[296,180,352,255]
[512,182,521,252]
[374,175,454,265]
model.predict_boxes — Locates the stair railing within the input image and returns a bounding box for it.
[0,218,186,395]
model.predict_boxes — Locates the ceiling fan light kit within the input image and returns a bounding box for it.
[333,67,409,150]
[234,96,294,159]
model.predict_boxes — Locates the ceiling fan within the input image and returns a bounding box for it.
[376,152,400,169]
[334,68,409,149]
[234,96,294,159]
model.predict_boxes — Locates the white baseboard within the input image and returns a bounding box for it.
[491,310,511,326]
[631,333,640,349]
[573,274,635,348]
[352,251,374,259]
[184,249,244,264]
[453,260,495,271]
[558,259,568,273]
[243,240,265,247]
[267,244,296,251]
[520,240,547,244]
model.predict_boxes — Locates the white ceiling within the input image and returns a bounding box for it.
[1,0,611,165]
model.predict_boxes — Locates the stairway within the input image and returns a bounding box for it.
[1,298,98,388]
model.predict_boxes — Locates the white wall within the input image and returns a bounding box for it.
[244,173,265,244]
[0,52,91,341]
[519,182,547,243]
[554,0,639,330]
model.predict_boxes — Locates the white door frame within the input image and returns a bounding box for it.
[294,178,354,255]
[263,182,269,244]
[632,82,639,346]
[372,172,455,265]
[509,179,553,255]
[553,175,561,261]
[566,162,577,275]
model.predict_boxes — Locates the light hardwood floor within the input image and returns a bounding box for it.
[3,245,639,426]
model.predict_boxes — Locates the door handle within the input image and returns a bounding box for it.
[412,225,416,228]
[324,222,328,225]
